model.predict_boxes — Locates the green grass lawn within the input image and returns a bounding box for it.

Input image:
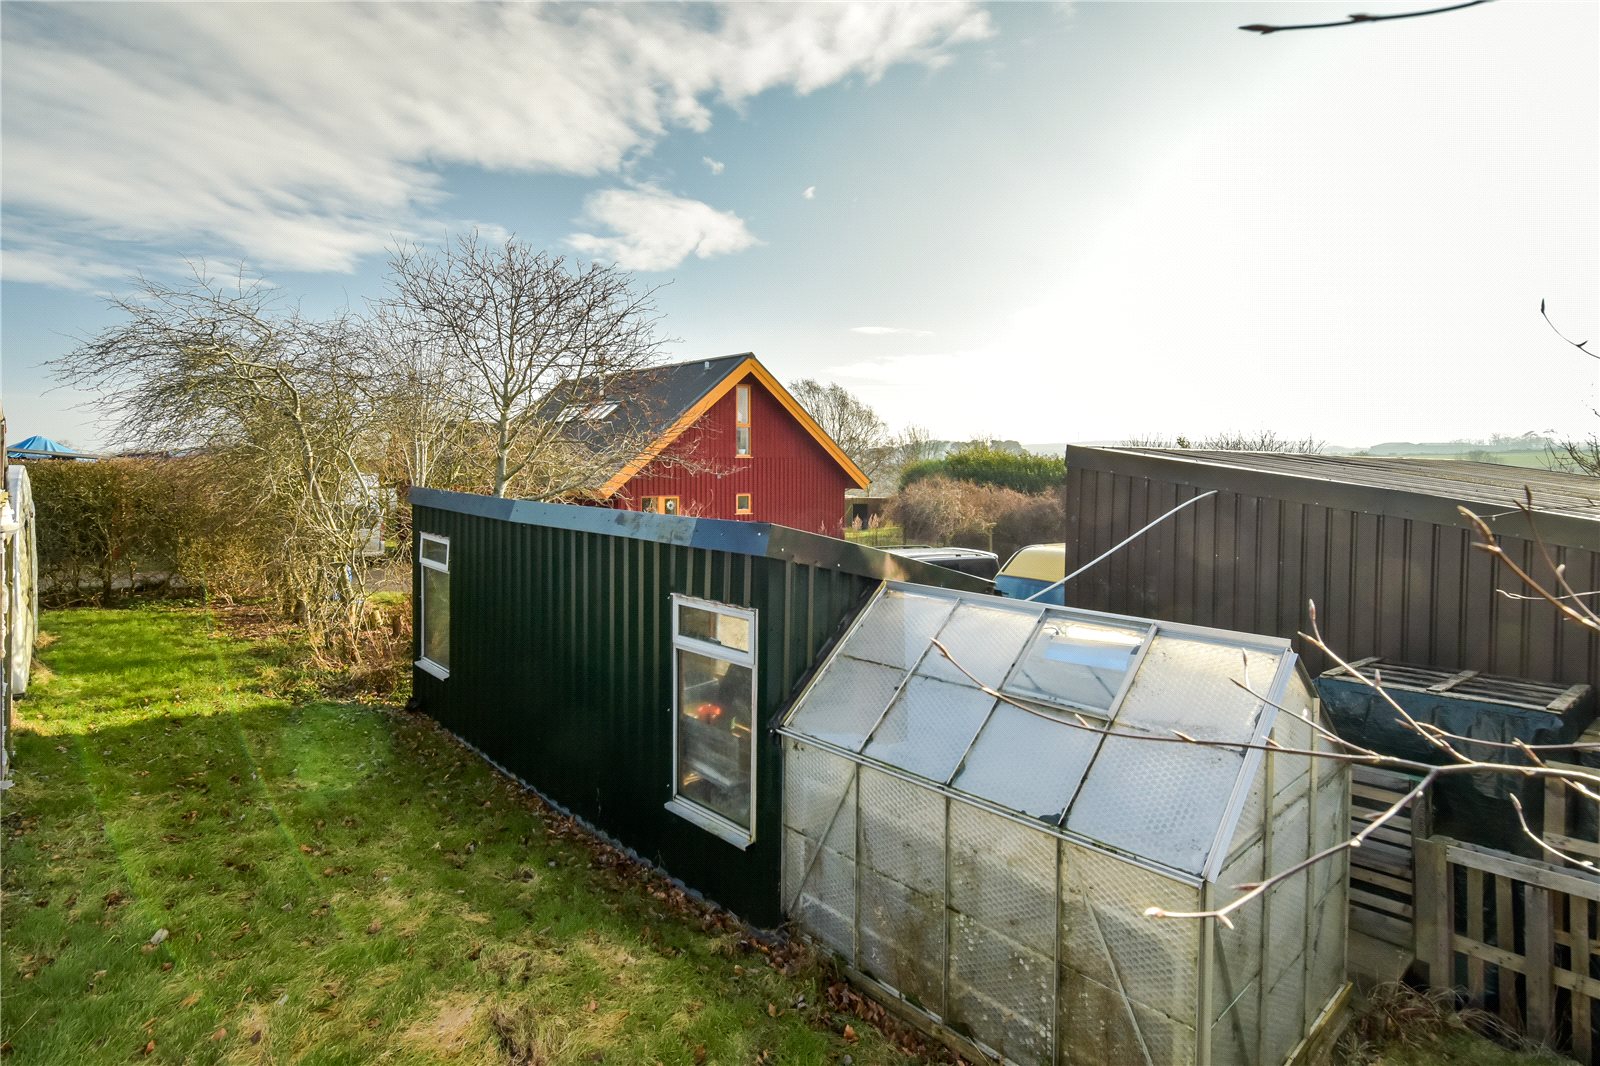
[842,525,903,546]
[1,607,923,1065]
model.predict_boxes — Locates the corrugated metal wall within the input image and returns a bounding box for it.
[411,499,879,925]
[1063,448,1600,685]
[618,373,855,536]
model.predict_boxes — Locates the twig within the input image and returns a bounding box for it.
[1461,507,1600,633]
[1240,0,1493,35]
[1542,297,1596,360]
[1147,771,1439,927]
[1510,794,1595,868]
[1301,609,1473,764]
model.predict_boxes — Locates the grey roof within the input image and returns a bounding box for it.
[547,352,752,451]
[1081,447,1600,522]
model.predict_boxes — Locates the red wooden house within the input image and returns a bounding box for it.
[572,353,868,536]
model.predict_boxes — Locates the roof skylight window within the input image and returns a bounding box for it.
[1001,616,1148,717]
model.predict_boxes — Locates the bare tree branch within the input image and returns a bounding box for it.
[1240,0,1494,35]
[1541,298,1596,361]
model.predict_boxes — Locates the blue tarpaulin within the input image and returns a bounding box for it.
[6,435,92,460]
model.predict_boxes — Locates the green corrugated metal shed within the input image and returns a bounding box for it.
[409,487,989,925]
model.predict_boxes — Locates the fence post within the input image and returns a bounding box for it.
[1413,837,1452,990]
[1524,886,1555,1046]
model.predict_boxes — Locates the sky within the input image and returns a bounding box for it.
[2,1,1596,452]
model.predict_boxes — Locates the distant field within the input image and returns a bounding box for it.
[1395,450,1554,469]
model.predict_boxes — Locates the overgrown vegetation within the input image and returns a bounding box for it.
[898,443,1066,495]
[0,607,941,1064]
[28,458,271,608]
[889,477,1064,562]
[1335,983,1568,1066]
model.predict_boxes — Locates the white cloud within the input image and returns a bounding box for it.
[702,156,725,175]
[851,325,932,337]
[568,186,759,271]
[802,186,817,200]
[0,3,992,285]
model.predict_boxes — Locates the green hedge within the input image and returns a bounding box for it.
[899,444,1065,495]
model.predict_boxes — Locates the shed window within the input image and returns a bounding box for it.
[667,595,758,847]
[417,533,450,680]
[735,385,751,456]
[735,493,752,514]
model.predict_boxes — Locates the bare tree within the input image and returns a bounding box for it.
[365,311,483,494]
[789,379,894,483]
[385,234,672,499]
[52,268,383,653]
[1121,429,1323,452]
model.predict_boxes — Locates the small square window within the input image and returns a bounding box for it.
[735,493,752,514]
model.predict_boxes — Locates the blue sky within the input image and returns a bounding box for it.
[3,1,1596,450]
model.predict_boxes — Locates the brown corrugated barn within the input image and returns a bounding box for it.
[1062,447,1600,684]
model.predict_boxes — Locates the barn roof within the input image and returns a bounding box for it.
[1099,448,1600,520]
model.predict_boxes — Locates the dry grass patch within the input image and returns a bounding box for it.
[401,993,490,1060]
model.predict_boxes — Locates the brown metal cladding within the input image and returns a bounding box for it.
[1063,447,1600,684]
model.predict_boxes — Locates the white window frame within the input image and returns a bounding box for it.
[416,532,450,680]
[735,384,752,457]
[666,594,759,848]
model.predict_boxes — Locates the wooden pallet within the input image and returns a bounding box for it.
[1416,835,1600,1063]
[1348,765,1430,950]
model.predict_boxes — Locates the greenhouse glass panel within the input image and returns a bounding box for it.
[784,656,902,750]
[1111,635,1270,743]
[842,588,955,671]
[916,602,1036,689]
[1004,615,1147,716]
[862,676,994,783]
[1066,734,1246,874]
[950,702,1101,819]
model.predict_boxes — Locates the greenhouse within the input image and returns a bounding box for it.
[778,584,1349,1066]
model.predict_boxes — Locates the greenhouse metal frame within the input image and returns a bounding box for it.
[778,583,1349,1066]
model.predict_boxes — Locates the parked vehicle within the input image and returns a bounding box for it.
[882,545,999,581]
[995,541,1066,603]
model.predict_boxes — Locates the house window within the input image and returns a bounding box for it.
[641,496,680,515]
[417,533,450,680]
[735,384,751,457]
[735,493,752,515]
[667,595,758,847]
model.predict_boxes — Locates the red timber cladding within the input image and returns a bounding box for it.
[613,372,853,536]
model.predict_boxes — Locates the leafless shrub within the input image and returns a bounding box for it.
[52,267,385,654]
